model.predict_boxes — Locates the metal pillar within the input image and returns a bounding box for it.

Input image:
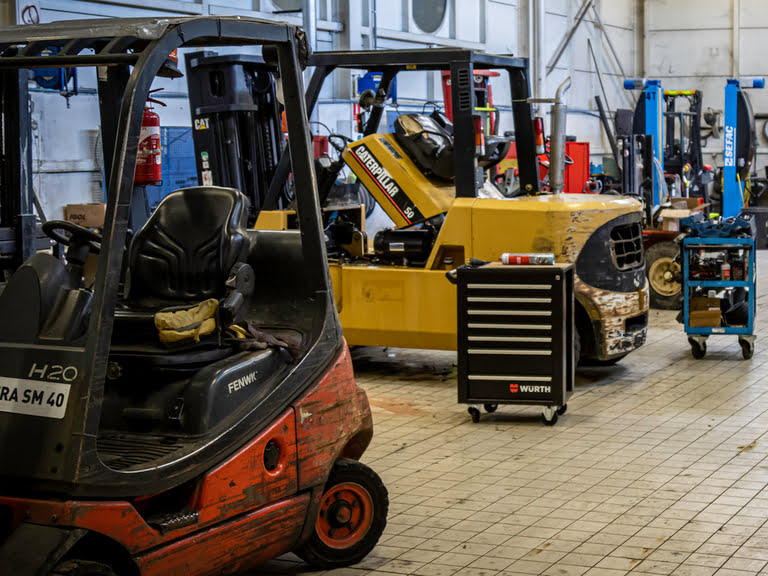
[337,0,363,100]
[302,0,317,53]
[534,0,545,100]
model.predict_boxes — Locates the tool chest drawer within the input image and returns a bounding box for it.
[457,263,574,408]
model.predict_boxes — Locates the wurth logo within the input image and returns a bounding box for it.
[509,383,551,394]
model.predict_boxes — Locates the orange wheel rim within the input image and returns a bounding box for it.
[315,481,374,549]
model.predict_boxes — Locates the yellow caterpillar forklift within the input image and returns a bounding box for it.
[201,49,649,363]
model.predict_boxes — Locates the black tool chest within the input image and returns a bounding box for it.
[456,263,574,425]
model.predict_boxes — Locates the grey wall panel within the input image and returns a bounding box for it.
[647,0,730,31]
[455,0,483,43]
[740,28,768,75]
[486,1,519,54]
[646,29,731,78]
[741,0,768,27]
[601,0,635,29]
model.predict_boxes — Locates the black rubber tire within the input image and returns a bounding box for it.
[542,412,558,426]
[483,404,498,413]
[557,404,568,416]
[295,458,388,569]
[690,339,706,359]
[51,560,117,576]
[646,241,683,310]
[740,339,754,360]
[468,407,481,423]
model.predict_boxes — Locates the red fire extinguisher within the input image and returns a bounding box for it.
[135,89,166,186]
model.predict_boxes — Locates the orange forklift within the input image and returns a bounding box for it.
[0,17,386,576]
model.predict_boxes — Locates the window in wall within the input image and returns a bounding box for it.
[272,0,302,10]
[271,0,330,20]
[412,0,447,33]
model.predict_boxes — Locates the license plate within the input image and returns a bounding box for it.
[0,377,71,419]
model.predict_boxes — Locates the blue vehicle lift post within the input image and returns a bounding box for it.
[722,77,765,218]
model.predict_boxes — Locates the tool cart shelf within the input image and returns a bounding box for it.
[456,263,574,425]
[682,236,756,359]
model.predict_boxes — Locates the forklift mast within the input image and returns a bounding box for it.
[0,70,44,272]
[256,49,541,232]
[663,89,703,177]
[625,79,664,208]
[185,51,289,225]
[304,49,541,199]
[440,69,500,136]
[624,78,708,210]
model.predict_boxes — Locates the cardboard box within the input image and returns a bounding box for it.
[63,203,106,288]
[689,310,722,327]
[691,296,719,311]
[660,209,693,231]
[689,296,721,327]
[670,198,704,211]
[64,203,106,228]
[658,199,709,232]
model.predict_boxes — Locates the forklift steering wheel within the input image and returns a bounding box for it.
[43,220,102,254]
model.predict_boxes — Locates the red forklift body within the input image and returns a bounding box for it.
[1,347,372,576]
[0,16,386,575]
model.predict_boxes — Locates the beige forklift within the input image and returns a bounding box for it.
[197,48,649,363]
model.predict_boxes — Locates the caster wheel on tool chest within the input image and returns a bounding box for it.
[689,338,706,359]
[557,404,567,416]
[468,407,481,423]
[541,412,558,426]
[483,404,498,413]
[739,337,754,360]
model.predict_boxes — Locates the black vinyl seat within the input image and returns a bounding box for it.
[394,114,456,180]
[111,186,251,368]
[393,113,511,180]
[127,186,249,302]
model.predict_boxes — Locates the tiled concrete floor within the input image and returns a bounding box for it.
[265,252,768,576]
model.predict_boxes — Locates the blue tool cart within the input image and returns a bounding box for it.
[682,236,756,359]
